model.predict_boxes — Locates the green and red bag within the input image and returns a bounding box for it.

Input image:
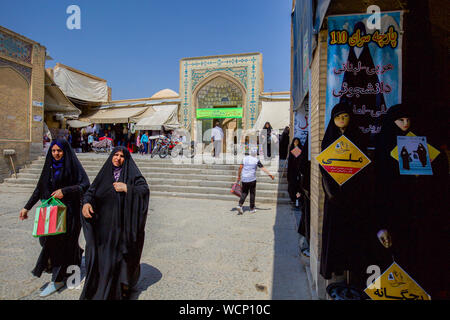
[32,197,67,237]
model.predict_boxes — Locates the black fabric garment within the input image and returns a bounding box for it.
[239,180,257,210]
[24,139,89,282]
[298,135,311,243]
[373,104,449,298]
[287,138,302,203]
[338,21,387,147]
[80,146,150,300]
[261,122,273,158]
[279,127,290,160]
[319,103,372,282]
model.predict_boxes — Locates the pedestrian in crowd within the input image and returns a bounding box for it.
[287,137,302,207]
[88,133,94,152]
[260,122,273,159]
[211,120,224,158]
[81,146,149,300]
[71,129,82,153]
[140,131,149,154]
[19,139,90,297]
[279,126,290,160]
[236,146,274,214]
[297,135,311,257]
[93,132,99,142]
[136,132,142,154]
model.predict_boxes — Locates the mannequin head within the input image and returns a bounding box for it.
[394,117,410,132]
[334,113,350,130]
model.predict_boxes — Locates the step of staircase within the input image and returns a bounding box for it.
[1,153,290,203]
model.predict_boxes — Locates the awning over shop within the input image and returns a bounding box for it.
[53,63,108,102]
[79,106,148,124]
[253,100,290,131]
[67,120,92,128]
[133,104,181,130]
[44,70,81,117]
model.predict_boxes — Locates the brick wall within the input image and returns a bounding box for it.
[0,27,46,182]
[309,29,332,299]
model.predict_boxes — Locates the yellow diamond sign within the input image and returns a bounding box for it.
[365,262,431,300]
[316,135,371,186]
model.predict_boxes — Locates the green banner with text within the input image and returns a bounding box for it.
[196,108,243,119]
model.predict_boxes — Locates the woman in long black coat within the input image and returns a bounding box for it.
[19,139,90,297]
[319,102,372,288]
[80,146,149,300]
[373,104,449,298]
[279,126,290,160]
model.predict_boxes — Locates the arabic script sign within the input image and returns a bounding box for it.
[365,262,431,300]
[316,135,371,185]
[325,12,403,140]
[196,107,243,119]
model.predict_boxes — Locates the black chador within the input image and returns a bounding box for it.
[374,104,449,298]
[287,137,302,203]
[319,103,371,285]
[338,21,387,139]
[80,147,149,300]
[24,139,90,282]
[297,135,311,243]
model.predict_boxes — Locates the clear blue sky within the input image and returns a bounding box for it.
[1,0,292,100]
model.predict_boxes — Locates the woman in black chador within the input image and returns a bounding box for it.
[279,126,290,160]
[260,122,273,158]
[80,146,149,300]
[373,104,449,299]
[297,135,311,256]
[319,102,371,289]
[400,146,410,170]
[416,143,427,167]
[19,139,90,297]
[287,137,303,205]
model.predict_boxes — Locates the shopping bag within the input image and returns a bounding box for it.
[32,197,67,237]
[231,182,242,197]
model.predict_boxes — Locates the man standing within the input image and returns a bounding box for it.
[236,147,274,214]
[211,120,224,158]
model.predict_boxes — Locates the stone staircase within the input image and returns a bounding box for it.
[0,153,291,203]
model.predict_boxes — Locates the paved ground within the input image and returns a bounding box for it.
[0,187,311,300]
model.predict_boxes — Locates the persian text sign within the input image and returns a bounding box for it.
[196,108,243,119]
[365,262,431,300]
[316,135,370,185]
[325,12,403,138]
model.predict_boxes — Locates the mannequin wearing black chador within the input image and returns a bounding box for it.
[373,104,449,299]
[319,103,372,286]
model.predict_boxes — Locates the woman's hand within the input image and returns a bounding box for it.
[82,203,94,219]
[51,189,64,199]
[19,208,29,221]
[377,229,392,249]
[113,182,127,193]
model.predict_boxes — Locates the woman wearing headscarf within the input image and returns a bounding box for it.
[319,102,372,291]
[298,135,311,257]
[373,104,449,299]
[279,126,290,160]
[19,139,90,297]
[80,146,150,300]
[287,137,303,206]
[260,122,273,159]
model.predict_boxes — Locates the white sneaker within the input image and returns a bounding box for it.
[250,209,256,214]
[236,206,243,215]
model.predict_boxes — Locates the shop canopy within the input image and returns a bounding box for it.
[53,63,109,102]
[79,106,148,124]
[132,104,181,130]
[44,70,81,118]
[253,100,290,131]
[67,120,92,128]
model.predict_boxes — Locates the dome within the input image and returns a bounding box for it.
[151,88,179,99]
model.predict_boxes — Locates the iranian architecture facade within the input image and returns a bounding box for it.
[179,53,264,143]
[0,26,47,182]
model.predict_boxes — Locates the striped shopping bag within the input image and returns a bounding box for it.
[32,197,67,237]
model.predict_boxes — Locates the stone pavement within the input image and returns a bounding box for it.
[0,187,312,300]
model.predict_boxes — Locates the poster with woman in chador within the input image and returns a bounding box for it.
[325,11,403,145]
